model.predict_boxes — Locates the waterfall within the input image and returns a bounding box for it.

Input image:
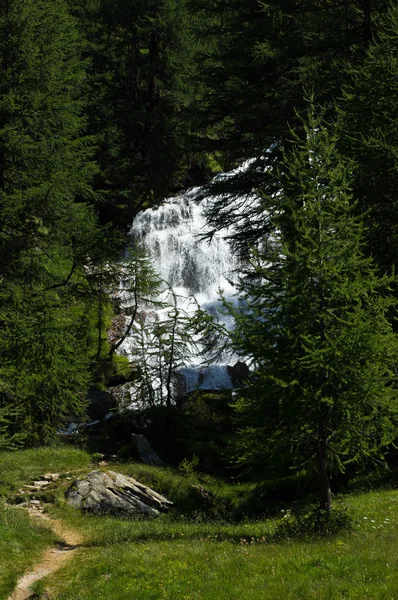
[116,186,239,396]
[131,188,237,307]
[117,160,262,400]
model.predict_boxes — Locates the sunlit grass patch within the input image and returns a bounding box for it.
[42,487,398,599]
[0,446,91,497]
[42,525,398,600]
[2,446,398,600]
[0,504,56,600]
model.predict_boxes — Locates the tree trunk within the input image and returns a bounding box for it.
[317,446,332,511]
[110,288,138,354]
[96,269,103,361]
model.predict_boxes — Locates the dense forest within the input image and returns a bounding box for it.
[1,0,398,513]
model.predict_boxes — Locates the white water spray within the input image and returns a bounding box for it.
[118,161,262,397]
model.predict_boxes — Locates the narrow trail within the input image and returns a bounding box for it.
[8,506,83,600]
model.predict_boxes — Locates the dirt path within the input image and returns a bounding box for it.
[8,506,83,600]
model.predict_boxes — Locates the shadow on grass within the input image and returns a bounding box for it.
[341,466,398,495]
[79,502,352,549]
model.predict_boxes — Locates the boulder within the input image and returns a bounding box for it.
[87,388,115,421]
[131,434,165,466]
[65,470,173,517]
[227,361,250,387]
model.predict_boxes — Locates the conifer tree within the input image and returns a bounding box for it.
[0,0,102,444]
[70,0,192,229]
[188,0,388,164]
[189,0,391,259]
[228,107,398,511]
[338,3,398,273]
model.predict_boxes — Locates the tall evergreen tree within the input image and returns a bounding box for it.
[188,0,389,164]
[0,0,102,444]
[70,0,192,229]
[338,3,398,273]
[189,0,391,258]
[228,107,398,510]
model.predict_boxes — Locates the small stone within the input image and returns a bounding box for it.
[24,483,49,491]
[30,500,41,505]
[41,473,60,481]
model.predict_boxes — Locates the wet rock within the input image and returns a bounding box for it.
[131,434,165,466]
[108,384,132,408]
[227,361,250,387]
[87,388,115,421]
[65,470,173,517]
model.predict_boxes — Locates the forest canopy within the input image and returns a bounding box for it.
[1,0,398,511]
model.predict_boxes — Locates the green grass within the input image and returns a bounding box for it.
[42,492,398,600]
[0,445,92,599]
[2,445,398,599]
[106,461,257,517]
[0,445,91,497]
[40,487,398,599]
[0,504,56,600]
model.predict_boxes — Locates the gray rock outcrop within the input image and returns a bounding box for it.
[65,470,173,517]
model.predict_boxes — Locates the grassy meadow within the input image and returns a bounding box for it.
[1,446,398,599]
[0,505,56,599]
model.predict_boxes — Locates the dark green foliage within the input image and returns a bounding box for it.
[0,0,102,445]
[179,391,234,474]
[70,0,192,229]
[339,4,398,272]
[0,407,25,450]
[188,0,389,163]
[103,405,185,463]
[99,391,233,473]
[227,106,398,510]
[275,505,352,538]
[189,0,392,259]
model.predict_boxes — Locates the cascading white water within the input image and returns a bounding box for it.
[120,186,239,394]
[132,189,237,306]
[117,159,263,399]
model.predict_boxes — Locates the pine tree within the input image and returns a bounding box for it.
[120,252,199,409]
[338,3,398,273]
[70,0,192,229]
[0,0,102,444]
[188,0,388,164]
[188,0,391,259]
[228,106,398,511]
